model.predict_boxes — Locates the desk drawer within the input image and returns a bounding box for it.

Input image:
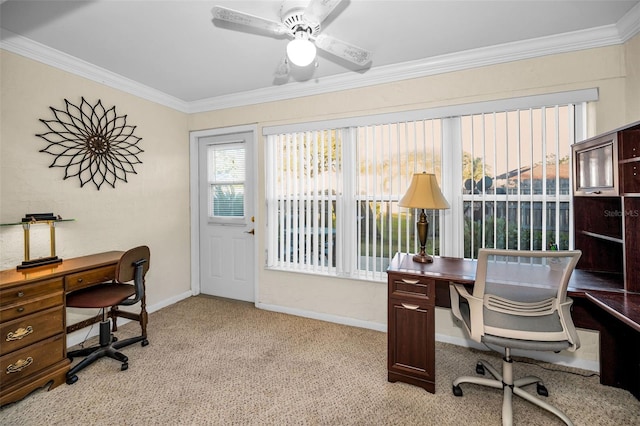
[1,306,64,356]
[0,334,65,389]
[0,278,63,308]
[65,265,116,292]
[389,274,434,302]
[0,291,63,323]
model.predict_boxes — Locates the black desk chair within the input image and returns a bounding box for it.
[66,245,150,384]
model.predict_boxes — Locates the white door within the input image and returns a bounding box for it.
[198,131,255,302]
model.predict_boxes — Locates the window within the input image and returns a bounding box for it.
[265,89,595,280]
[355,121,443,278]
[266,122,443,281]
[207,143,245,220]
[461,106,575,258]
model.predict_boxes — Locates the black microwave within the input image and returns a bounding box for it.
[572,133,619,196]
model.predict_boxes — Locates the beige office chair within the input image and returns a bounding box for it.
[450,248,581,426]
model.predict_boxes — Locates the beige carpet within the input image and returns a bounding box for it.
[1,295,639,425]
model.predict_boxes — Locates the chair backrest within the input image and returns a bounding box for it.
[472,248,581,348]
[115,245,150,306]
[474,249,581,303]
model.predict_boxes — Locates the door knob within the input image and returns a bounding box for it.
[245,229,255,235]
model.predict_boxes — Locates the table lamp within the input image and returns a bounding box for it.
[398,172,450,263]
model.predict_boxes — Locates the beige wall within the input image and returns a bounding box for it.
[2,35,639,368]
[189,40,639,368]
[0,50,192,309]
[625,33,640,123]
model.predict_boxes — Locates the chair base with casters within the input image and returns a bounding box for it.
[65,246,150,384]
[452,347,574,426]
[66,308,150,384]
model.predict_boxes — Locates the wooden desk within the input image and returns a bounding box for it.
[387,253,640,399]
[0,251,122,406]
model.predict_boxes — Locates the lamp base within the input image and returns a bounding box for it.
[412,252,434,264]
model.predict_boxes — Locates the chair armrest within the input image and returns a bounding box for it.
[450,282,485,342]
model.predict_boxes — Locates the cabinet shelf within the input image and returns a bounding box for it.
[573,121,640,293]
[579,230,623,244]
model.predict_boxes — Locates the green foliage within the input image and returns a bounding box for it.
[463,216,569,259]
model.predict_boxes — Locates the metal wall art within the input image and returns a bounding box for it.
[36,97,143,190]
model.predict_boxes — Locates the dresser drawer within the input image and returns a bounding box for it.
[0,278,63,308]
[1,306,64,356]
[65,265,115,292]
[0,291,63,323]
[388,274,434,302]
[0,334,65,389]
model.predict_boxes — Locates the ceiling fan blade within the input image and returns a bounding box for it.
[303,0,342,25]
[314,34,372,66]
[212,6,287,35]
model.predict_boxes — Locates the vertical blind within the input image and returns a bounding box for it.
[355,120,443,280]
[265,130,340,274]
[461,105,574,258]
[264,89,594,279]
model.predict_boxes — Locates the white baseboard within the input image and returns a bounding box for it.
[66,290,193,348]
[255,302,387,332]
[255,302,599,373]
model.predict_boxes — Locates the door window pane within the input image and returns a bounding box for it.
[208,144,245,218]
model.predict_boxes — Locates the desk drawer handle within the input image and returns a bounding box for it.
[401,279,420,285]
[77,278,83,283]
[6,326,33,341]
[401,303,420,310]
[6,357,33,374]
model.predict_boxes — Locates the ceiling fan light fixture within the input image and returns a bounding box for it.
[286,30,316,67]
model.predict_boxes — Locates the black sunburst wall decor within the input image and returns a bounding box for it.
[36,97,143,190]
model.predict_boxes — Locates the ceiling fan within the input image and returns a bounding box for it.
[212,0,372,76]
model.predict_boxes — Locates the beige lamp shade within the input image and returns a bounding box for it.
[398,173,450,210]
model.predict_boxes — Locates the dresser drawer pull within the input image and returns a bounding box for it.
[77,278,83,283]
[17,307,25,313]
[401,303,420,310]
[17,291,24,297]
[6,326,33,341]
[6,357,33,374]
[401,279,420,285]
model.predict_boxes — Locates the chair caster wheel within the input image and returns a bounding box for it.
[475,363,485,375]
[452,385,463,397]
[66,375,78,385]
[537,383,548,397]
[121,363,128,371]
[112,336,118,342]
[141,339,149,347]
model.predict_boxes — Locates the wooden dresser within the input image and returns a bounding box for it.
[0,251,121,406]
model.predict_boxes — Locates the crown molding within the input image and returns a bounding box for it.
[618,1,640,41]
[2,4,639,115]
[0,29,190,112]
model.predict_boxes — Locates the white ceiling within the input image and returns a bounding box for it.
[1,0,639,112]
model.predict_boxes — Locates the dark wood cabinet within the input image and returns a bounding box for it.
[572,121,640,293]
[387,260,436,393]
